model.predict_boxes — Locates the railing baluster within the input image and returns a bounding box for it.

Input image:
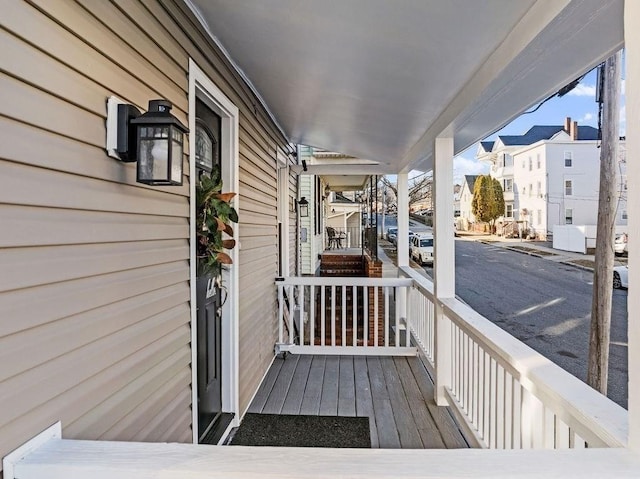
[278,284,284,344]
[364,286,369,347]
[512,379,522,449]
[497,364,505,449]
[331,285,336,346]
[504,370,513,449]
[321,286,326,347]
[341,284,346,346]
[556,418,570,449]
[352,286,357,347]
[384,287,389,347]
[395,287,400,348]
[405,287,411,348]
[288,285,295,344]
[483,351,491,443]
[310,285,315,346]
[543,407,555,449]
[374,286,379,346]
[299,285,305,346]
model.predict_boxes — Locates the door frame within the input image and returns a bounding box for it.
[189,58,240,442]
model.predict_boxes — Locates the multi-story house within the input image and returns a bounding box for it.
[476,118,627,239]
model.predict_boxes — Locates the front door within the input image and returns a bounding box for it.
[195,98,223,441]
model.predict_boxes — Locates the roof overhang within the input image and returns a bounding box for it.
[187,0,623,174]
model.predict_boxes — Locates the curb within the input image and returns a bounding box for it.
[476,239,595,272]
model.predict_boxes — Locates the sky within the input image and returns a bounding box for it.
[452,60,626,185]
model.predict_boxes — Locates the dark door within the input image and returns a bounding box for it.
[195,98,223,441]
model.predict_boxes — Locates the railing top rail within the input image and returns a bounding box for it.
[398,266,434,297]
[275,276,413,287]
[440,296,628,448]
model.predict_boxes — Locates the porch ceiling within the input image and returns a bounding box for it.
[188,0,623,173]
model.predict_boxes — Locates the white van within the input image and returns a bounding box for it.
[410,233,434,265]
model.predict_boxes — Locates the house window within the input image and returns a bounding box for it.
[522,160,526,169]
[522,186,526,196]
[529,184,533,197]
[565,180,573,196]
[504,178,513,192]
[528,157,532,171]
[564,151,573,167]
[506,204,513,218]
[537,209,542,225]
[537,181,542,197]
[537,154,541,169]
[565,208,573,224]
[622,210,628,220]
[504,153,512,166]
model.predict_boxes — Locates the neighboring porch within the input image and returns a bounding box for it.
[244,354,468,449]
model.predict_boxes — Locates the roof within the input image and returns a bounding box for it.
[332,193,355,204]
[498,124,600,146]
[464,175,479,192]
[480,141,495,152]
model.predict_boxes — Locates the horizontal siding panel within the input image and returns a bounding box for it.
[0,160,188,216]
[29,0,188,114]
[0,303,190,430]
[0,0,176,117]
[240,160,279,197]
[0,283,189,382]
[0,205,188,248]
[111,0,188,71]
[240,210,278,227]
[240,195,280,217]
[160,405,192,442]
[239,235,277,251]
[0,327,189,456]
[0,239,188,292]
[99,358,191,441]
[0,28,109,116]
[0,262,188,337]
[0,72,104,147]
[65,346,191,438]
[133,386,191,442]
[0,117,189,195]
[74,0,186,88]
[237,245,277,264]
[238,223,277,239]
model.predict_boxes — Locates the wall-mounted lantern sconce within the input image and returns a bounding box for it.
[324,184,331,197]
[298,197,309,217]
[106,96,188,186]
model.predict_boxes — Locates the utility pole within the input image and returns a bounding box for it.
[588,50,621,394]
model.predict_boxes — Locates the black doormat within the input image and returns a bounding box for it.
[229,413,371,448]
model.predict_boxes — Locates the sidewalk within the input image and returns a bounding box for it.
[456,231,627,271]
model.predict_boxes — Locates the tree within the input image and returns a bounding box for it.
[380,173,433,211]
[471,175,505,233]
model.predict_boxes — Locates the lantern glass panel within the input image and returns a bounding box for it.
[138,126,171,183]
[171,139,183,183]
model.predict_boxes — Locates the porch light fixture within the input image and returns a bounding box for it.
[107,97,188,186]
[298,197,309,217]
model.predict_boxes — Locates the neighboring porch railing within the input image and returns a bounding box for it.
[275,271,627,451]
[275,276,415,355]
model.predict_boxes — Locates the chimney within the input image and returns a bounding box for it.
[571,120,578,140]
[564,117,572,133]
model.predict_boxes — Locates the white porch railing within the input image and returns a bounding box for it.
[276,271,627,451]
[398,267,627,450]
[275,276,416,355]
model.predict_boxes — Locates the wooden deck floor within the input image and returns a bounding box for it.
[246,355,469,449]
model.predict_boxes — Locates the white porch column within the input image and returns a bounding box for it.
[625,0,640,452]
[397,173,410,267]
[433,136,455,405]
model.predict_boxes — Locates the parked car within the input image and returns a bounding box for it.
[386,227,415,246]
[614,233,628,256]
[410,233,434,265]
[386,227,397,243]
[613,265,629,289]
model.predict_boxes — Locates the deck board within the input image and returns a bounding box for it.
[367,356,401,448]
[337,356,356,416]
[262,354,300,414]
[244,354,469,450]
[299,355,325,415]
[380,357,423,448]
[354,356,379,448]
[280,355,313,415]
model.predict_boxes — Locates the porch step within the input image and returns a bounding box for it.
[319,254,365,277]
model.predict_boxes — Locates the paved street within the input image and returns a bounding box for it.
[421,238,628,408]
